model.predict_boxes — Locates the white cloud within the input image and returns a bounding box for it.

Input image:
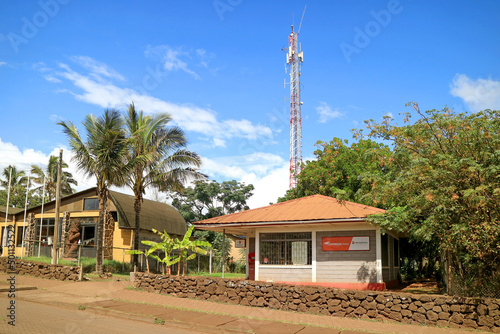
[0,138,94,192]
[146,45,201,80]
[49,114,64,122]
[316,102,344,123]
[51,61,272,142]
[213,138,226,148]
[71,56,125,82]
[242,163,289,209]
[0,137,287,209]
[44,75,61,83]
[450,74,500,112]
[0,138,136,198]
[0,62,6,67]
[201,152,285,180]
[200,153,289,209]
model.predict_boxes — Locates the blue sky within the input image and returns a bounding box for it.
[1,0,500,208]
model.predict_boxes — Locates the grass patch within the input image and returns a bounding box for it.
[154,318,165,325]
[188,271,245,279]
[78,305,86,310]
[23,256,131,274]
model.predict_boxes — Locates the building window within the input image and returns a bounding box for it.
[83,198,99,211]
[36,218,55,246]
[260,232,312,265]
[16,226,25,247]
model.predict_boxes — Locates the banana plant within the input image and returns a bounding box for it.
[127,240,162,273]
[174,226,212,276]
[152,228,178,275]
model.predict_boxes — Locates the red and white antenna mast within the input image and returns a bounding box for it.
[286,9,305,189]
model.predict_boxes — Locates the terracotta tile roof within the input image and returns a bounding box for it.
[194,195,385,225]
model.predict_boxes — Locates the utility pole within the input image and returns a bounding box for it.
[52,149,63,264]
[2,167,12,256]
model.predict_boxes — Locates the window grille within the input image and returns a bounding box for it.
[260,232,312,265]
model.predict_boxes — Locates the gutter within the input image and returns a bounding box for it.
[194,218,367,228]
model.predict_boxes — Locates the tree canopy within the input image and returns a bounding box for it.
[170,180,254,223]
[356,103,500,294]
[278,138,392,206]
[170,179,254,264]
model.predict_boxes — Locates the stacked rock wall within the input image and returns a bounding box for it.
[0,258,80,281]
[133,273,500,332]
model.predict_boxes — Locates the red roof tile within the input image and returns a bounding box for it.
[194,195,385,225]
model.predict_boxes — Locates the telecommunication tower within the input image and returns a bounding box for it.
[286,24,303,189]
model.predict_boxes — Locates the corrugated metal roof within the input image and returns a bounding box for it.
[109,190,186,236]
[0,205,24,215]
[194,195,385,225]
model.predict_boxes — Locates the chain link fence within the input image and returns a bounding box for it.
[449,266,500,299]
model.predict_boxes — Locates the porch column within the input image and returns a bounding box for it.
[375,228,382,283]
[312,230,317,282]
[245,234,249,279]
[255,231,260,281]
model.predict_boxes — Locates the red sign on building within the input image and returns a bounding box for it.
[322,236,370,251]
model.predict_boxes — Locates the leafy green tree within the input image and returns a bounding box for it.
[170,180,254,221]
[123,103,203,271]
[278,138,392,206]
[31,155,78,201]
[169,179,254,263]
[173,226,211,276]
[59,110,128,274]
[356,103,500,294]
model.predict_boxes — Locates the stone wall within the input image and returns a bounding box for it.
[0,258,80,281]
[133,273,500,332]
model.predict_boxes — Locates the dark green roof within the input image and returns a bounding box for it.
[109,190,186,236]
[0,205,24,215]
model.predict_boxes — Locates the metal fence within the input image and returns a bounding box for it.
[449,267,500,299]
[16,239,246,276]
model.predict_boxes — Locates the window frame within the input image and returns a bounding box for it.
[83,198,99,211]
[259,232,312,266]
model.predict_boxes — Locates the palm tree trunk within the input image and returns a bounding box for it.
[133,197,142,271]
[96,188,106,275]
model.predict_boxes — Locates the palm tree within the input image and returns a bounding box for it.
[58,110,128,274]
[123,103,204,270]
[0,165,28,208]
[1,165,27,193]
[31,155,78,201]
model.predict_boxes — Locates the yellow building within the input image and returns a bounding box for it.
[0,187,186,264]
